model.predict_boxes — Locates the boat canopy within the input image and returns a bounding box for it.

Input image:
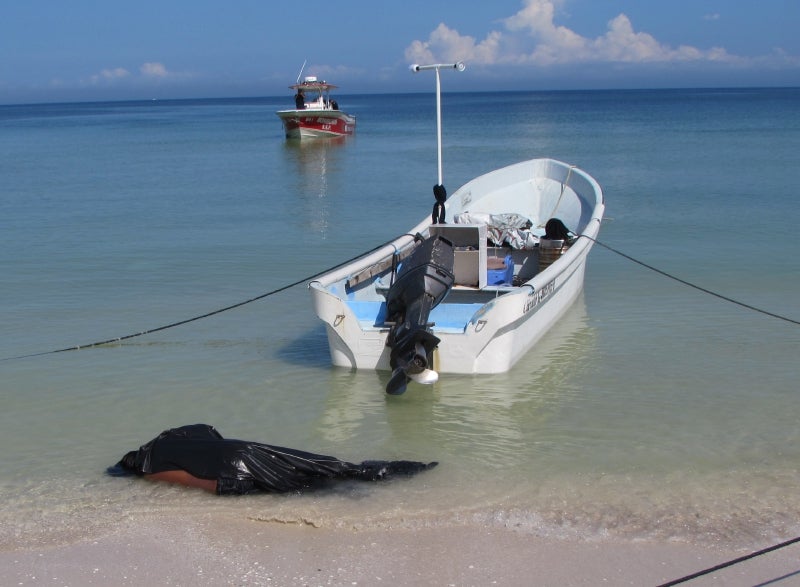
[289,80,338,92]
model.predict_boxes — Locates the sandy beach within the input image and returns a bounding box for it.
[3,512,799,586]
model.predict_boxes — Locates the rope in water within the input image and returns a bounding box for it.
[1,235,797,363]
[0,234,416,362]
[656,535,800,586]
[583,236,800,327]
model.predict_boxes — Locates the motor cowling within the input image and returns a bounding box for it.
[384,235,455,394]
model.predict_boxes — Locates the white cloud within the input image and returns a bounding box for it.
[140,62,169,78]
[406,24,502,65]
[89,67,131,84]
[405,0,741,67]
[84,62,192,87]
[592,14,728,64]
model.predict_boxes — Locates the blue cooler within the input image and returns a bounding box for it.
[487,254,514,285]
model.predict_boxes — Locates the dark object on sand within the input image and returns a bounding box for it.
[108,424,437,495]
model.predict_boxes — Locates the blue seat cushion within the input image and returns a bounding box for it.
[345,300,483,332]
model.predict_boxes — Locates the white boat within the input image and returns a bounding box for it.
[276,76,356,139]
[310,158,604,392]
[308,63,604,393]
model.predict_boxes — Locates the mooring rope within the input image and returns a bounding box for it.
[657,535,800,586]
[2,234,796,364]
[0,234,415,363]
[584,236,800,327]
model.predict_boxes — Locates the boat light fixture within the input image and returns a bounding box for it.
[409,62,466,73]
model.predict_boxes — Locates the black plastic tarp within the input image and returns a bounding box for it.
[109,424,436,495]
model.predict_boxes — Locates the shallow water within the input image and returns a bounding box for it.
[1,89,799,550]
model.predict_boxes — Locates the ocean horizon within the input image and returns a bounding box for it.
[3,83,799,108]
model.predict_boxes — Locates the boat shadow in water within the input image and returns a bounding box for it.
[276,324,337,370]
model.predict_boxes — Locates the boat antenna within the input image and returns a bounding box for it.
[410,62,465,224]
[295,59,307,84]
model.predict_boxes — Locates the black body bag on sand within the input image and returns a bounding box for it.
[108,424,437,495]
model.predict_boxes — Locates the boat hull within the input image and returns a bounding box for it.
[308,158,604,375]
[277,109,356,139]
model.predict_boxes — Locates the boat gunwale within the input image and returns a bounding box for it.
[309,159,603,291]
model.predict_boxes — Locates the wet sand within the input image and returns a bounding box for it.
[3,512,799,586]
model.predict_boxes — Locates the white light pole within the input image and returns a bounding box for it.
[410,62,465,189]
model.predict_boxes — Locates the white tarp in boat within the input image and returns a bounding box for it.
[452,212,540,249]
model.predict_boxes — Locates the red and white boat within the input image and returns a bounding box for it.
[276,76,356,139]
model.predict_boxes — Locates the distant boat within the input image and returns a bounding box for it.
[276,76,356,139]
[308,62,604,394]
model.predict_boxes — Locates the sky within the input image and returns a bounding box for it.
[2,0,799,104]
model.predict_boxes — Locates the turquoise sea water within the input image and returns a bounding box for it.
[1,88,799,550]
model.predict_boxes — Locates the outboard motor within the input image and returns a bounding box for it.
[384,235,455,395]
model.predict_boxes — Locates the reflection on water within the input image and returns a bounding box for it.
[281,138,348,238]
[313,296,595,471]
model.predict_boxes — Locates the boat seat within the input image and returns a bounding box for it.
[346,300,388,326]
[345,300,484,332]
[429,303,486,332]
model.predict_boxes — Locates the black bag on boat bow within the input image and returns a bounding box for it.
[544,218,573,241]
